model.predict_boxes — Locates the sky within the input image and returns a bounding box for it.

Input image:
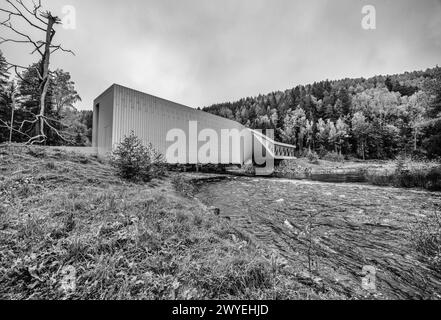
[1,0,441,110]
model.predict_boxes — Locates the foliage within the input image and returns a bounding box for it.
[59,109,90,146]
[306,150,319,164]
[365,158,441,191]
[321,151,344,163]
[171,174,197,197]
[0,51,87,145]
[0,81,18,142]
[110,132,166,182]
[242,163,256,175]
[51,69,81,113]
[0,1,75,144]
[204,66,441,159]
[422,67,441,157]
[274,160,312,179]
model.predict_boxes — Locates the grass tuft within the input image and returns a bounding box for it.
[410,207,441,272]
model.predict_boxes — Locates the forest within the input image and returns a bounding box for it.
[203,67,441,160]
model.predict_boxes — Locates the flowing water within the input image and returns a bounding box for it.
[195,176,441,299]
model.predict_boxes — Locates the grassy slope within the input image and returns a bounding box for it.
[0,146,342,299]
[276,158,441,190]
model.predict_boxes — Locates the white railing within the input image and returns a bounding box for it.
[250,129,296,159]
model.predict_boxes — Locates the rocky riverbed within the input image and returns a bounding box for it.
[195,176,441,299]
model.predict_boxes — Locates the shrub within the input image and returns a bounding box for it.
[148,142,167,177]
[306,150,319,164]
[410,149,428,162]
[365,174,394,186]
[321,151,344,162]
[426,166,441,191]
[110,132,166,182]
[242,164,256,175]
[274,160,311,178]
[171,174,196,197]
[365,159,441,191]
[394,169,427,188]
[392,158,440,190]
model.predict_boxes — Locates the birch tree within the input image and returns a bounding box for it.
[351,112,370,160]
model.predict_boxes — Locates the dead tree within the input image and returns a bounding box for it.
[0,0,74,144]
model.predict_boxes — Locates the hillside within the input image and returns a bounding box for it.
[203,66,441,159]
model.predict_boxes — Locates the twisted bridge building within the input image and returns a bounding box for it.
[92,84,295,165]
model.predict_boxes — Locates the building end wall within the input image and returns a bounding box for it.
[92,85,114,155]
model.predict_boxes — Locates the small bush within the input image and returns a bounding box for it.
[242,164,256,175]
[426,166,441,191]
[274,160,311,178]
[149,143,167,177]
[410,149,428,162]
[26,147,47,158]
[365,160,441,191]
[321,151,344,162]
[171,174,197,197]
[110,132,166,182]
[306,150,319,164]
[45,161,56,170]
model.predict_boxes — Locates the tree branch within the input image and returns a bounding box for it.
[4,0,47,31]
[50,45,75,55]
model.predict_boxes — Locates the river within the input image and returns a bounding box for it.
[195,176,441,299]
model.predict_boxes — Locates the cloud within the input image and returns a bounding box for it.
[1,0,440,110]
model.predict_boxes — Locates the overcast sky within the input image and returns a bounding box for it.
[1,0,441,110]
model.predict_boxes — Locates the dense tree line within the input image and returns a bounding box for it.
[0,50,92,145]
[203,67,441,159]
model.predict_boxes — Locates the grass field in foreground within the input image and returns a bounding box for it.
[0,146,343,299]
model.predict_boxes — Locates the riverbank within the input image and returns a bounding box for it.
[273,158,441,190]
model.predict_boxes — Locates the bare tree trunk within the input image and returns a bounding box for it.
[35,16,56,141]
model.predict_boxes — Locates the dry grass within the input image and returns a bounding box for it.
[410,207,441,272]
[365,159,441,191]
[276,157,441,191]
[0,146,336,299]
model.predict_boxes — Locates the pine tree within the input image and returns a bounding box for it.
[0,50,9,99]
[423,67,441,157]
